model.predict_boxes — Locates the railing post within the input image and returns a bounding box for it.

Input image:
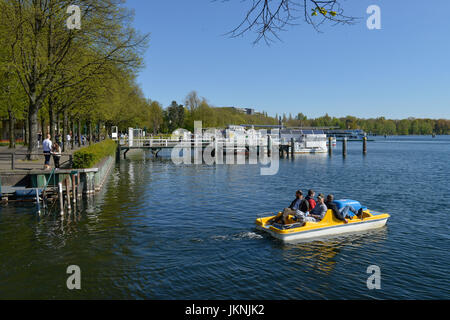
[11,153,15,170]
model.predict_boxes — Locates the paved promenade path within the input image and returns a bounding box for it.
[0,144,85,172]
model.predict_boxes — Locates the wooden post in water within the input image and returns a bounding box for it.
[72,174,77,205]
[363,137,368,155]
[58,182,64,216]
[116,142,121,163]
[342,137,347,157]
[267,136,272,157]
[291,138,295,158]
[35,188,41,215]
[328,137,333,156]
[77,173,82,199]
[42,189,47,209]
[65,178,71,211]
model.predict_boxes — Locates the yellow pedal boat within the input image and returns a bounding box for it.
[255,205,390,242]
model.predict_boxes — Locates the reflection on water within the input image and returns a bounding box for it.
[281,228,389,276]
[0,136,449,299]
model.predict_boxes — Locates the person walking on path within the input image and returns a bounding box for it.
[66,132,72,150]
[43,134,52,170]
[51,143,62,169]
[37,132,42,149]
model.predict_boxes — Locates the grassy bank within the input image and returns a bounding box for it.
[73,140,117,169]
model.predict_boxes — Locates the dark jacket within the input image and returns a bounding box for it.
[325,201,346,221]
[290,198,310,213]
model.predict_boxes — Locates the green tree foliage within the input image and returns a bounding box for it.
[148,101,164,135]
[285,114,450,135]
[167,101,185,132]
[149,94,450,136]
[0,69,27,148]
[170,93,278,133]
[0,0,148,158]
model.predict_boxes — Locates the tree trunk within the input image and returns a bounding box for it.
[8,110,16,149]
[71,118,75,149]
[62,110,68,152]
[105,123,109,139]
[49,100,56,141]
[56,113,60,138]
[87,120,93,145]
[106,122,112,139]
[77,119,82,147]
[24,116,29,146]
[97,120,102,141]
[27,103,39,160]
[41,118,46,137]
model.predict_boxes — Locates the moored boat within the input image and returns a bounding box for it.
[256,200,390,242]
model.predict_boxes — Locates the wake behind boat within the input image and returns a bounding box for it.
[256,199,390,242]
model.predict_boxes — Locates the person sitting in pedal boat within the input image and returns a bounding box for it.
[326,194,364,224]
[271,190,310,225]
[305,189,317,211]
[293,194,327,225]
[289,190,310,212]
[283,190,310,224]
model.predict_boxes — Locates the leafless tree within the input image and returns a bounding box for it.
[185,91,201,112]
[222,0,358,44]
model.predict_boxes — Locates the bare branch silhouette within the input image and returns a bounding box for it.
[220,0,358,44]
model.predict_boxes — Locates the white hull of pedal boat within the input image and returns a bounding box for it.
[256,208,390,242]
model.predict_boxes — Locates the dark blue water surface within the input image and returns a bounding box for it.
[0,136,449,299]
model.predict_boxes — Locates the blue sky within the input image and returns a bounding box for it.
[125,0,450,120]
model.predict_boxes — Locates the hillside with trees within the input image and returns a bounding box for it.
[283,113,450,135]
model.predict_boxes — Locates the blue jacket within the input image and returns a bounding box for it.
[325,201,346,221]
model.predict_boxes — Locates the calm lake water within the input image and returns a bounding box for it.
[0,136,449,300]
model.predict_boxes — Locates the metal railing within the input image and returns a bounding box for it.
[0,153,74,170]
[120,137,283,148]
